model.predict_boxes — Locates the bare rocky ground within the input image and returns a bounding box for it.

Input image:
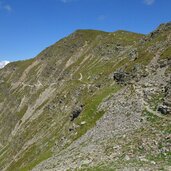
[33,47,171,171]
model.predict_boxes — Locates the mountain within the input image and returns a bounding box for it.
[0,22,171,171]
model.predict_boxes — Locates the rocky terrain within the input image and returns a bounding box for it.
[0,22,171,171]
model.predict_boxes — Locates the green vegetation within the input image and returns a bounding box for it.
[16,106,28,118]
[7,144,52,171]
[161,46,171,59]
[148,93,165,110]
[75,84,121,139]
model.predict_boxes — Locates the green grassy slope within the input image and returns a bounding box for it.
[0,23,171,171]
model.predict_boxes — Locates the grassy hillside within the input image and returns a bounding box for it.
[0,22,171,171]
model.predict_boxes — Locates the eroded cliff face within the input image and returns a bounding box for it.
[0,23,171,171]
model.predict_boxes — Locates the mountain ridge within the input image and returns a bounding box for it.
[0,22,171,171]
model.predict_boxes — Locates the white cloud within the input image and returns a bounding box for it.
[3,4,12,12]
[144,0,155,5]
[61,0,69,3]
[60,0,77,3]
[0,61,10,69]
[0,1,12,12]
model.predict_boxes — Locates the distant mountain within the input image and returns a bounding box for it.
[0,22,171,171]
[0,61,10,68]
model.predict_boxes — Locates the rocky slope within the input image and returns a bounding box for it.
[0,22,171,171]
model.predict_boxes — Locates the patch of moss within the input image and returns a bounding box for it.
[74,84,121,139]
[148,93,165,110]
[16,106,28,118]
[7,144,52,171]
[160,46,171,59]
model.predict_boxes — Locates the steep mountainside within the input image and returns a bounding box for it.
[0,22,171,171]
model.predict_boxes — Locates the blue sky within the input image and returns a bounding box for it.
[0,0,171,62]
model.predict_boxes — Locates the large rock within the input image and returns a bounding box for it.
[158,79,171,115]
[70,105,84,121]
[157,105,170,115]
[113,69,130,84]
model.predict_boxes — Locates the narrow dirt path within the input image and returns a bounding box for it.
[78,73,83,81]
